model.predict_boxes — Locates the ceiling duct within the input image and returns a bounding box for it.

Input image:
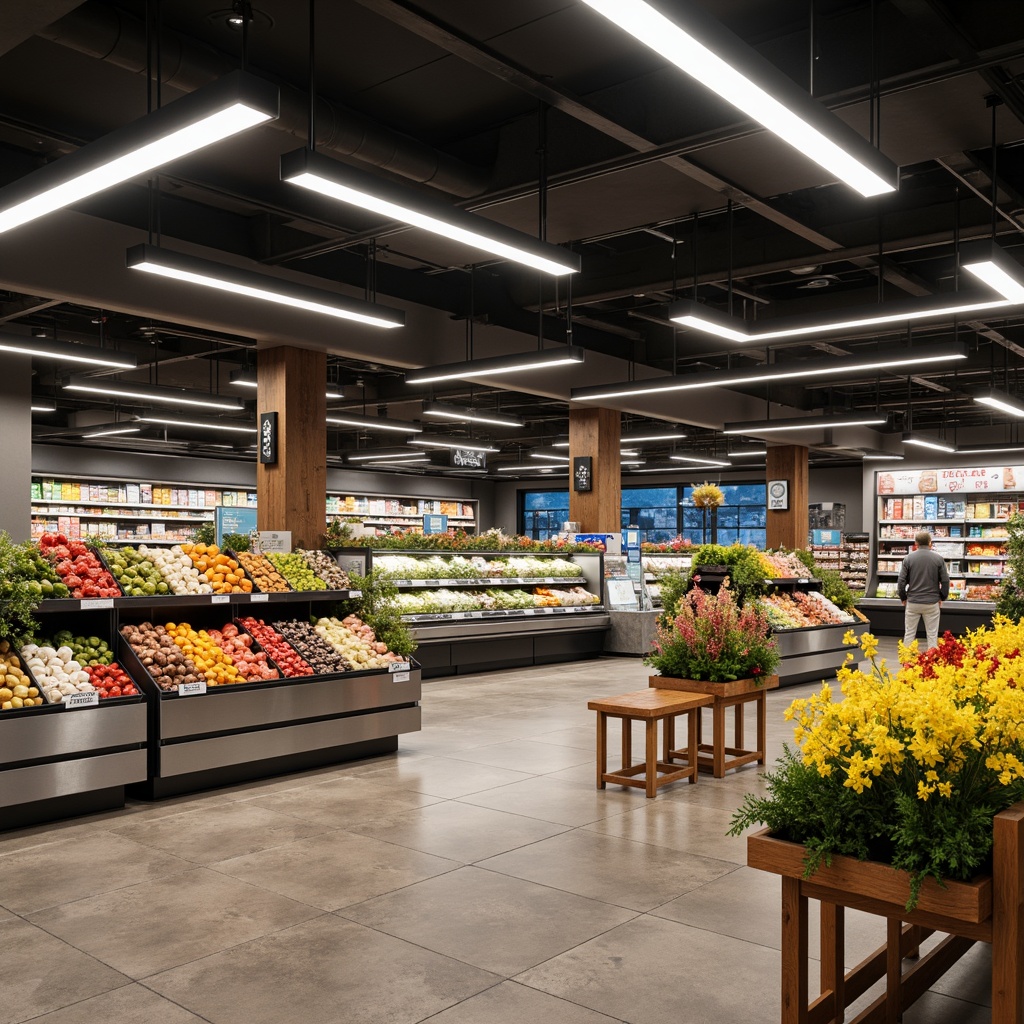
[36,2,489,197]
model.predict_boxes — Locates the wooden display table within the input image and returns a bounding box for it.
[747,801,1024,1023]
[588,689,713,799]
[650,673,780,777]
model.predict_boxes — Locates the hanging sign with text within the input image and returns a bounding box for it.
[259,412,278,464]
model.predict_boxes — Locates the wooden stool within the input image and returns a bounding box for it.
[588,689,714,798]
[651,674,780,777]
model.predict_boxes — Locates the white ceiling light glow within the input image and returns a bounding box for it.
[902,431,957,453]
[281,149,580,276]
[31,402,56,412]
[722,413,889,434]
[960,240,1024,304]
[0,334,137,369]
[326,413,422,434]
[581,0,897,197]
[135,415,257,434]
[973,389,1024,419]
[81,426,142,438]
[409,436,499,453]
[64,377,245,411]
[405,346,585,385]
[346,449,430,462]
[127,245,405,329]
[422,402,525,428]
[0,70,279,234]
[669,454,731,467]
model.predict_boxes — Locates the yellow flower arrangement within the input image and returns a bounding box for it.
[691,482,725,509]
[732,617,1024,908]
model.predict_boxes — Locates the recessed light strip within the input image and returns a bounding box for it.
[127,244,405,329]
[406,346,585,385]
[0,70,279,233]
[281,148,580,276]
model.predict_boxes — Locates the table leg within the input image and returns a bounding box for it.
[886,918,902,1022]
[687,707,698,783]
[622,715,632,770]
[663,714,675,762]
[713,699,726,777]
[735,699,745,751]
[820,902,845,1024]
[596,711,607,789]
[757,689,768,766]
[781,876,809,1024]
[645,719,657,798]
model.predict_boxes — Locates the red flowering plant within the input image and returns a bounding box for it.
[645,579,779,683]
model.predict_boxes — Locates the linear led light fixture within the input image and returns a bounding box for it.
[571,342,967,402]
[346,449,429,462]
[902,431,957,453]
[0,70,278,233]
[621,457,647,466]
[31,401,56,412]
[0,334,138,369]
[233,369,349,401]
[422,401,525,428]
[727,447,768,457]
[406,346,585,385]
[81,426,141,438]
[127,244,405,329]
[281,148,580,276]
[669,454,732,467]
[861,450,904,460]
[326,413,422,434]
[135,414,257,434]
[621,426,687,443]
[64,377,246,411]
[409,436,499,453]
[722,412,890,434]
[530,451,571,462]
[958,443,1024,455]
[960,240,1024,304]
[973,389,1024,418]
[581,0,896,197]
[364,456,431,466]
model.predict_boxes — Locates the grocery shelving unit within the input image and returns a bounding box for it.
[334,548,609,678]
[327,492,477,534]
[641,553,693,609]
[810,533,870,591]
[30,473,256,545]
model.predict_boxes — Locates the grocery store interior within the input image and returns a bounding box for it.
[2,0,1024,1021]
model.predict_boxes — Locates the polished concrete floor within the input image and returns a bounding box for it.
[0,641,993,1024]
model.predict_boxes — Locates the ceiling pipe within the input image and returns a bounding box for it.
[36,1,489,198]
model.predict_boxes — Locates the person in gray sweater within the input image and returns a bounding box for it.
[897,530,951,651]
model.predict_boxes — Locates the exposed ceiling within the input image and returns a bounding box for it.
[4,0,1024,476]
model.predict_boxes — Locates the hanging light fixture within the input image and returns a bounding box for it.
[326,412,422,434]
[571,342,967,402]
[620,425,687,443]
[722,412,890,434]
[409,435,499,453]
[135,414,257,433]
[81,426,142,438]
[973,389,1024,418]
[0,70,278,234]
[0,334,137,369]
[229,367,259,387]
[64,377,246,410]
[669,454,731,467]
[580,0,896,197]
[406,346,586,385]
[126,245,405,329]
[530,450,571,462]
[345,449,429,462]
[31,401,56,412]
[902,431,957,453]
[422,402,525,428]
[860,449,904,460]
[281,149,581,276]
[957,443,1024,455]
[960,239,1024,303]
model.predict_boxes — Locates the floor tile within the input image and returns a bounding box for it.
[350,801,568,862]
[516,913,781,1024]
[480,829,738,912]
[25,983,207,1023]
[458,773,646,827]
[422,979,621,1023]
[210,829,458,910]
[355,754,534,798]
[110,800,332,864]
[445,738,593,774]
[0,831,193,915]
[27,867,319,979]
[146,914,499,1024]
[0,916,128,1024]
[339,865,636,976]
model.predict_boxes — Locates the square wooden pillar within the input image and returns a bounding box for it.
[569,407,620,532]
[257,346,327,548]
[766,445,809,550]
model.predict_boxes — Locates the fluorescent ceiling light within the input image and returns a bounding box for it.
[530,451,571,462]
[621,457,647,466]
[410,436,499,453]
[127,244,405,329]
[960,240,1024,304]
[629,466,697,474]
[64,377,245,410]
[902,431,957,453]
[81,426,141,438]
[364,456,430,466]
[326,412,422,434]
[31,401,56,412]
[669,454,732,467]
[281,148,580,277]
[324,388,344,399]
[861,450,904,460]
[727,447,768,457]
[572,343,967,402]
[620,427,687,443]
[346,449,429,462]
[581,0,896,197]
[229,368,258,388]
[136,415,257,434]
[973,389,1024,418]
[0,334,137,369]
[422,401,525,428]
[406,346,585,385]
[722,412,889,434]
[0,71,278,234]
[958,444,1024,454]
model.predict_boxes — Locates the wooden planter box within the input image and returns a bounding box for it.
[747,802,1024,1023]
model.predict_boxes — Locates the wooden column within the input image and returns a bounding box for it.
[0,354,31,540]
[766,445,809,550]
[257,346,327,548]
[569,407,620,532]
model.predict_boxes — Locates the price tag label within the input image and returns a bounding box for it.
[441,579,458,586]
[349,591,362,599]
[250,593,269,603]
[424,580,440,587]
[392,671,410,683]
[81,598,114,609]
[542,607,556,614]
[468,611,483,618]
[211,595,230,604]
[64,690,99,708]
[388,662,411,673]
[179,681,207,696]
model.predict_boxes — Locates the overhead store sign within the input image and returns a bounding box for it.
[877,466,1023,495]
[451,448,485,468]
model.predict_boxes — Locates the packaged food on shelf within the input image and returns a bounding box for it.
[0,640,44,710]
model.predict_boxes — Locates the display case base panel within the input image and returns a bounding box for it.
[2,785,128,832]
[856,598,994,638]
[135,736,400,800]
[415,628,607,678]
[603,610,660,656]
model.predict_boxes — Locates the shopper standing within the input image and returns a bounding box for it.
[897,530,950,651]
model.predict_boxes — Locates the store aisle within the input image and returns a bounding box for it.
[0,645,991,1024]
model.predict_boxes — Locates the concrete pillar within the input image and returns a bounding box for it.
[568,407,620,532]
[256,346,327,548]
[0,355,32,540]
[766,445,809,549]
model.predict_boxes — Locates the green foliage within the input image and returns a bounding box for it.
[347,528,603,554]
[193,522,216,547]
[996,512,1024,620]
[325,518,360,547]
[813,565,857,612]
[222,533,251,552]
[0,532,43,646]
[656,568,690,623]
[690,543,770,604]
[335,570,416,658]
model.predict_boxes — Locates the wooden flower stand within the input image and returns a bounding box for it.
[650,674,780,777]
[747,800,1024,1024]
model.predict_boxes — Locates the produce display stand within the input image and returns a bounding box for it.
[2,600,147,829]
[856,596,995,639]
[332,549,610,678]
